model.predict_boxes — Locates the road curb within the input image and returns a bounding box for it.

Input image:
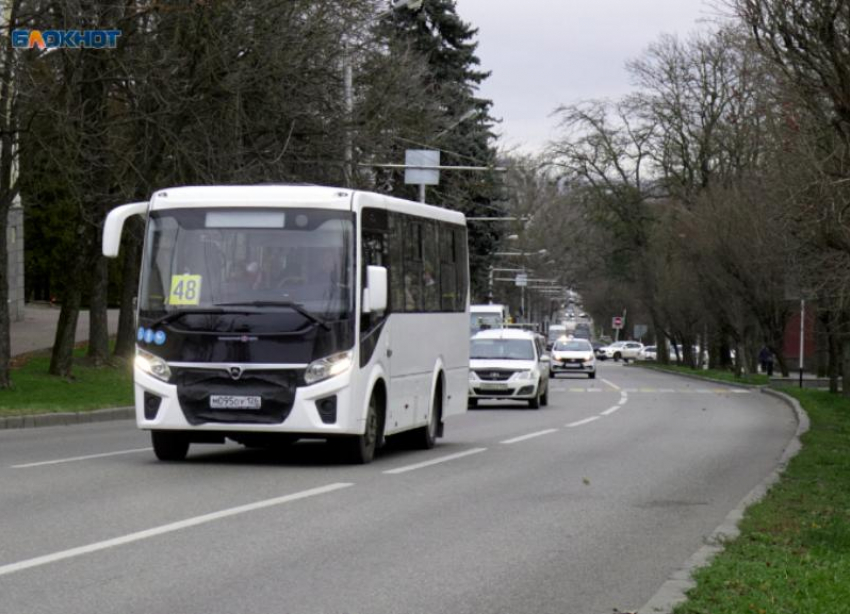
[0,406,134,430]
[637,388,809,614]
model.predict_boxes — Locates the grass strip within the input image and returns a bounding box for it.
[674,388,850,614]
[0,347,133,416]
[638,362,769,386]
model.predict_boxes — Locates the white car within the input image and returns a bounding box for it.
[550,338,596,378]
[469,329,550,409]
[599,341,644,362]
[638,345,657,361]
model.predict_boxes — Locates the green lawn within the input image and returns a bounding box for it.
[639,362,769,386]
[675,388,850,614]
[0,348,133,416]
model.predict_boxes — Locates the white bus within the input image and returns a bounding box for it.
[102,185,470,464]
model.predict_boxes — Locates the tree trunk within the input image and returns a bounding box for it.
[114,223,141,358]
[842,337,850,399]
[49,227,87,377]
[0,203,11,388]
[87,227,110,366]
[49,294,82,377]
[0,0,22,388]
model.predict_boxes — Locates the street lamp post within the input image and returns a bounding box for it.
[343,0,424,185]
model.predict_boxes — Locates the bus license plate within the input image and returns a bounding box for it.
[209,395,262,410]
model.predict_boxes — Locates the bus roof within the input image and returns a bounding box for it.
[147,185,466,226]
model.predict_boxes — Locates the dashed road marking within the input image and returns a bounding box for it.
[601,379,621,391]
[383,448,487,475]
[500,429,559,445]
[12,448,153,469]
[566,416,601,428]
[0,482,354,578]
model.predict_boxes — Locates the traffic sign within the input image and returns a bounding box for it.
[515,273,528,287]
[612,316,623,329]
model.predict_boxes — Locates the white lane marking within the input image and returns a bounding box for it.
[731,389,751,394]
[600,406,620,416]
[500,429,559,445]
[12,448,153,469]
[659,388,677,393]
[601,378,621,391]
[383,448,487,475]
[566,416,601,428]
[0,483,353,578]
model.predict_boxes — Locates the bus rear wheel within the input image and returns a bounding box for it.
[151,431,190,461]
[413,385,441,450]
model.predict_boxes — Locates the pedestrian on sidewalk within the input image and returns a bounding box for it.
[758,345,774,377]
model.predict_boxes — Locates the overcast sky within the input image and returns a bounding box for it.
[454,0,725,154]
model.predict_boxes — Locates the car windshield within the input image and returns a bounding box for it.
[554,340,591,351]
[139,207,354,321]
[470,338,535,360]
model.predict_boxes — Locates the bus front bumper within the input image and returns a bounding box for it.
[133,367,362,436]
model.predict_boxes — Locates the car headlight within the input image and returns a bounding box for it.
[135,347,172,382]
[510,370,535,381]
[469,370,480,382]
[304,350,353,385]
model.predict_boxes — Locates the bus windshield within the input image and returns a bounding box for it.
[139,208,354,321]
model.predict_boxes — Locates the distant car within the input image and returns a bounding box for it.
[551,338,596,378]
[469,329,550,409]
[598,341,644,362]
[638,345,657,361]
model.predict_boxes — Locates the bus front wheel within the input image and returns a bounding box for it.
[339,392,383,464]
[151,430,190,461]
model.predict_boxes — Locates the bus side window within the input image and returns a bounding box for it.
[454,227,469,311]
[404,219,423,312]
[422,221,439,312]
[439,223,457,312]
[388,213,405,313]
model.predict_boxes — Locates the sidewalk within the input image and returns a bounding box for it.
[11,303,121,357]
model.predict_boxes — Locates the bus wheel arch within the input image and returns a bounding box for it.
[414,371,444,449]
[339,378,386,464]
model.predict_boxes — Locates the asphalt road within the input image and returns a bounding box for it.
[0,363,798,614]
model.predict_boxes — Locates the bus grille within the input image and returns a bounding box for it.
[172,367,299,425]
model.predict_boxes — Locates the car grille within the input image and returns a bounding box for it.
[473,369,516,381]
[172,367,300,425]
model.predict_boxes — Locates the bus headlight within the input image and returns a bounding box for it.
[304,350,353,385]
[135,348,172,382]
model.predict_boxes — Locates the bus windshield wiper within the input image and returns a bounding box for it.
[215,301,330,330]
[148,308,227,328]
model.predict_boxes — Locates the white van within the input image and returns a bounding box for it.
[470,303,508,335]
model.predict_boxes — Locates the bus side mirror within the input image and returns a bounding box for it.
[102,201,148,258]
[362,265,387,314]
